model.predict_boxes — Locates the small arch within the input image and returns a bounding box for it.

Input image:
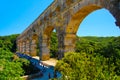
[25,39,30,54]
[40,26,56,60]
[43,26,54,37]
[32,34,38,40]
[30,34,38,56]
[50,29,58,58]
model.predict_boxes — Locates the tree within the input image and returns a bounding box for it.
[50,32,58,58]
[0,34,42,79]
[55,52,119,80]
[0,34,19,52]
[0,59,24,80]
[0,49,24,80]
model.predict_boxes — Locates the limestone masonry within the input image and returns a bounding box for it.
[17,0,120,60]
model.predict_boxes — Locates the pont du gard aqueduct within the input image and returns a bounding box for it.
[17,0,120,60]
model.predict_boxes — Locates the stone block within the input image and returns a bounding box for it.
[41,54,50,61]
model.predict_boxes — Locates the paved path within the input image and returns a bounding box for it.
[15,53,61,80]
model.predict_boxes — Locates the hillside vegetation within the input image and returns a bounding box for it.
[55,36,120,80]
[0,34,31,80]
[0,33,120,79]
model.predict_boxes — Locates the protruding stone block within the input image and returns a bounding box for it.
[30,52,37,56]
[41,54,50,61]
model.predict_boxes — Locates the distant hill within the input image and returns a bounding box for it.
[0,34,19,52]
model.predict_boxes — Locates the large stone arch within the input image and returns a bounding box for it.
[66,5,102,34]
[39,26,55,60]
[66,1,120,34]
[63,1,120,56]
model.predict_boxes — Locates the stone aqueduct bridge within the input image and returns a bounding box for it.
[17,0,120,60]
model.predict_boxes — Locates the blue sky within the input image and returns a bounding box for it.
[0,0,120,36]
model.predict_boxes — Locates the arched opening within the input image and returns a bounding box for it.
[66,5,102,34]
[75,8,120,54]
[22,41,26,53]
[18,41,22,52]
[50,29,58,58]
[65,4,120,53]
[31,34,38,56]
[59,3,120,77]
[77,8,120,36]
[25,39,30,54]
[64,5,102,54]
[40,26,56,60]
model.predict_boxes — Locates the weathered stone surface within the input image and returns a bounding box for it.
[41,54,50,61]
[17,0,120,60]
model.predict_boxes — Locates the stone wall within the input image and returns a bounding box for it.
[17,0,120,60]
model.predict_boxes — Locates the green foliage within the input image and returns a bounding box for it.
[0,33,120,79]
[0,34,19,52]
[75,36,113,54]
[0,34,26,79]
[50,32,58,58]
[0,34,40,79]
[0,49,24,80]
[55,36,120,79]
[15,58,40,75]
[0,48,13,59]
[15,58,30,67]
[55,52,119,80]
[0,59,23,80]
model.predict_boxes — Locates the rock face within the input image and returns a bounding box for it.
[16,0,120,60]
